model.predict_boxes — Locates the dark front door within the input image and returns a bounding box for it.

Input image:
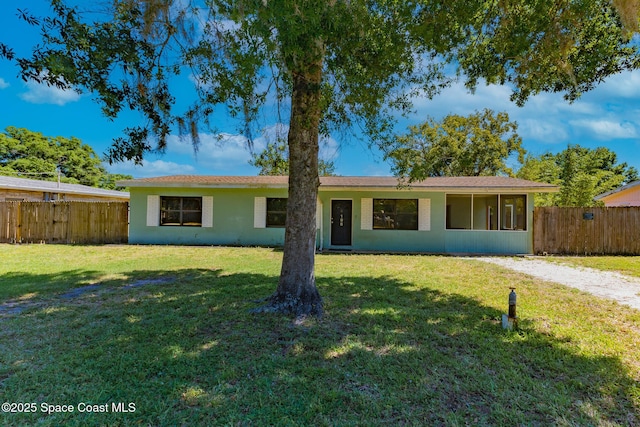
[331,200,352,246]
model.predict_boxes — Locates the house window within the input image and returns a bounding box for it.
[160,197,202,226]
[501,195,526,230]
[266,198,287,227]
[446,194,527,231]
[473,195,498,230]
[446,195,472,230]
[373,199,418,230]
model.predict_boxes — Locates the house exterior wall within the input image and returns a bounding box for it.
[129,187,289,245]
[599,187,640,207]
[317,190,446,253]
[130,186,536,254]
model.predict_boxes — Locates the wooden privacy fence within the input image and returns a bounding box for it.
[0,201,128,244]
[534,206,640,255]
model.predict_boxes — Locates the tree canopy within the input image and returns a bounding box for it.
[3,0,639,316]
[517,145,638,206]
[0,126,131,189]
[250,139,336,176]
[387,109,524,181]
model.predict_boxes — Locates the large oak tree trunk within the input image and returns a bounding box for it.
[266,67,323,317]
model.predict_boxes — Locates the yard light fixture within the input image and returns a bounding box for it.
[502,287,518,330]
[508,287,517,318]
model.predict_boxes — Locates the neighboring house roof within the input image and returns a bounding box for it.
[594,180,640,202]
[0,176,130,200]
[119,175,558,193]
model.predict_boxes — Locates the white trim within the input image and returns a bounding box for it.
[418,199,431,231]
[254,197,266,228]
[317,199,323,250]
[146,195,160,227]
[361,198,373,230]
[202,196,213,228]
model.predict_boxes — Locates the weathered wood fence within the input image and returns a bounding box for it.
[0,201,128,244]
[534,206,640,255]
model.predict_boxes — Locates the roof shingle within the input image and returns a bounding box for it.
[119,175,557,192]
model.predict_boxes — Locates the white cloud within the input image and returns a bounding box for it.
[107,159,196,178]
[413,80,513,119]
[188,133,254,167]
[19,80,81,106]
[159,132,257,173]
[159,125,341,174]
[593,69,640,99]
[0,78,9,89]
[519,119,570,144]
[568,119,638,140]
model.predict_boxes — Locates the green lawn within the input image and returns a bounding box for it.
[0,245,639,426]
[547,255,640,278]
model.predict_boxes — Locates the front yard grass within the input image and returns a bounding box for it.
[546,255,640,278]
[0,245,639,426]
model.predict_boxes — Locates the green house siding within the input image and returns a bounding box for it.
[444,231,531,254]
[129,186,536,254]
[129,187,288,246]
[318,191,446,253]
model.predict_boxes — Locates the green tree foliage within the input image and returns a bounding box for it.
[0,127,131,189]
[250,140,336,176]
[517,145,638,206]
[3,1,639,315]
[387,109,524,181]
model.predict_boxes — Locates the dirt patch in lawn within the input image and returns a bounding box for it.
[0,276,175,319]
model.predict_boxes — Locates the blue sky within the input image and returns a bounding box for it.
[1,2,640,179]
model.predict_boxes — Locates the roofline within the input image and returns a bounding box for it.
[319,186,558,193]
[0,179,129,199]
[117,181,289,190]
[594,180,640,200]
[118,176,558,193]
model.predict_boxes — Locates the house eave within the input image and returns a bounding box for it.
[118,175,559,193]
[1,183,129,199]
[117,181,288,190]
[594,180,640,201]
[319,186,558,193]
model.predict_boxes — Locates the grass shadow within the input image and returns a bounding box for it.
[0,267,638,426]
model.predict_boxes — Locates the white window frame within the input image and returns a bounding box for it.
[361,198,430,231]
[146,195,212,228]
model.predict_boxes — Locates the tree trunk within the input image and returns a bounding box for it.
[265,66,323,317]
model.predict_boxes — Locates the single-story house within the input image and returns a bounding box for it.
[119,175,557,254]
[594,180,640,207]
[0,176,130,202]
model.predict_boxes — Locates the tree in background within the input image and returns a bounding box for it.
[387,109,524,181]
[0,127,131,190]
[517,145,638,206]
[3,1,639,316]
[250,139,336,177]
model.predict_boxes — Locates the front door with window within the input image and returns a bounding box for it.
[331,200,352,246]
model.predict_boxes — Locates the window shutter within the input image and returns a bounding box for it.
[418,198,431,231]
[254,197,266,228]
[316,200,322,230]
[361,198,373,230]
[202,196,214,228]
[146,195,160,227]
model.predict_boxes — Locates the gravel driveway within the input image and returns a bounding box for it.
[469,257,640,311]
